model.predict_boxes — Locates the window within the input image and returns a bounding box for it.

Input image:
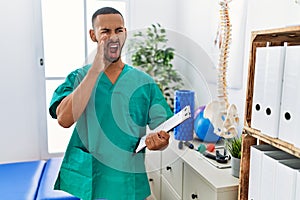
[42,0,128,154]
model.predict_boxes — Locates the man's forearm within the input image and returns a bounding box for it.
[56,69,101,128]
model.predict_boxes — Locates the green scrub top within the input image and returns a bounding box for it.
[49,64,173,200]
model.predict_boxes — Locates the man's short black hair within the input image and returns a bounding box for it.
[92,7,123,27]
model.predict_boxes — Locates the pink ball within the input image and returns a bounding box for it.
[194,105,206,120]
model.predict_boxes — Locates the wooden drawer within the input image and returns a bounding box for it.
[183,163,216,200]
[147,170,161,200]
[161,147,183,197]
[161,176,181,200]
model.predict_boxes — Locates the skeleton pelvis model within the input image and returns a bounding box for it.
[204,101,239,138]
[204,0,239,139]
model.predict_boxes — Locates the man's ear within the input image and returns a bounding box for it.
[124,28,127,39]
[89,29,98,42]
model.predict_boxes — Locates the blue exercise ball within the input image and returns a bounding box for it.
[194,106,220,143]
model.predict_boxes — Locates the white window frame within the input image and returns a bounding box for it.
[41,0,129,158]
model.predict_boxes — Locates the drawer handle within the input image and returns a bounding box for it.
[149,178,153,182]
[166,166,172,170]
[191,193,198,199]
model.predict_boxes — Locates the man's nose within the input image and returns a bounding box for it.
[110,33,118,41]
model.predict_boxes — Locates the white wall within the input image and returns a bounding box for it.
[128,0,218,107]
[129,0,300,131]
[171,0,248,118]
[128,0,246,120]
[0,0,47,163]
[129,0,178,30]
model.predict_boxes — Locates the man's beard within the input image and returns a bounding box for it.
[112,56,121,63]
[104,53,121,63]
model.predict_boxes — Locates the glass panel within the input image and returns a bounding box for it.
[41,0,86,77]
[42,0,128,154]
[45,80,74,153]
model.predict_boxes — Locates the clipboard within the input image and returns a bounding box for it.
[134,105,192,153]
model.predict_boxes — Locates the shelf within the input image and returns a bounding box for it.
[243,126,300,158]
[244,26,300,127]
[251,25,300,44]
[239,25,300,200]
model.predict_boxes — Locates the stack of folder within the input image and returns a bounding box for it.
[248,144,300,200]
[251,45,300,148]
[248,145,279,200]
[251,46,285,138]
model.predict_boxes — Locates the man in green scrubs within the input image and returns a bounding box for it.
[49,7,173,200]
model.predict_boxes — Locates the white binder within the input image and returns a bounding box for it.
[275,159,300,200]
[251,47,268,133]
[248,145,279,200]
[260,151,296,200]
[279,46,300,148]
[251,46,285,138]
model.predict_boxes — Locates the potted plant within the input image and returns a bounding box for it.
[225,136,242,178]
[127,23,183,110]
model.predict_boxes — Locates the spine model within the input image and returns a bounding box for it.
[204,0,239,139]
[218,0,231,109]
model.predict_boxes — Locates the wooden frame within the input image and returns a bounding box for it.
[238,25,300,200]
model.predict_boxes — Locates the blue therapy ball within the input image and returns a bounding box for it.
[194,106,220,143]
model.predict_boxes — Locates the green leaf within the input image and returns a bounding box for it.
[225,137,242,159]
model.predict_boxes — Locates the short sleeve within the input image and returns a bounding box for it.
[49,71,78,119]
[147,83,173,130]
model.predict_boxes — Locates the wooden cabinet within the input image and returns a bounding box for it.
[183,160,238,200]
[161,146,183,198]
[161,176,181,200]
[146,137,239,200]
[183,163,215,200]
[239,25,300,200]
[145,150,162,200]
[147,170,161,200]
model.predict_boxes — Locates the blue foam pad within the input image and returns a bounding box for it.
[36,157,79,200]
[0,160,46,199]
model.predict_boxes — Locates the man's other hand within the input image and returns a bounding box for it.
[145,131,170,150]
